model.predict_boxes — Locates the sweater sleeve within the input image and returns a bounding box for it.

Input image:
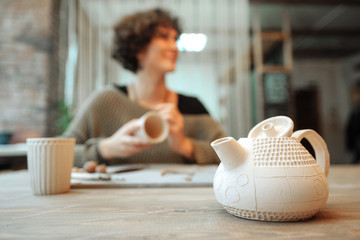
[183,114,227,164]
[62,90,109,167]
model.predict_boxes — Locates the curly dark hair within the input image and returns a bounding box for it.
[112,8,182,73]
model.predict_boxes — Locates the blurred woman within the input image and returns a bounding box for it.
[63,8,226,167]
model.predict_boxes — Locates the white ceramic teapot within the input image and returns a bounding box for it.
[211,116,330,221]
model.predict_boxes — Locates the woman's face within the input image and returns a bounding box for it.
[137,27,179,74]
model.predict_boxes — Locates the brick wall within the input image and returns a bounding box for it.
[0,0,60,140]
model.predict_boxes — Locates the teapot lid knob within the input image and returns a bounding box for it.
[248,116,294,138]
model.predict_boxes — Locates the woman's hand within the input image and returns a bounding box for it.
[155,103,194,159]
[99,119,153,159]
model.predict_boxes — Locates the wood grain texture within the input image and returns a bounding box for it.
[0,165,359,239]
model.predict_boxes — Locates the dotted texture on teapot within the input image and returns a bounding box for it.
[252,138,316,167]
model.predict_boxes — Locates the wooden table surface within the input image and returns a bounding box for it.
[1,165,359,239]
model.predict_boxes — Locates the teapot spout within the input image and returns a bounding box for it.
[211,137,247,171]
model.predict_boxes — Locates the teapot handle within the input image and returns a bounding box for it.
[292,129,330,177]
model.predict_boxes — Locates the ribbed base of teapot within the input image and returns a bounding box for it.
[223,205,318,222]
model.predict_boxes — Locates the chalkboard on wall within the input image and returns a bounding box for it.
[263,72,291,118]
[263,72,289,104]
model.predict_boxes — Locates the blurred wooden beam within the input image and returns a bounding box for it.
[251,29,360,37]
[250,0,360,5]
[292,29,360,37]
[261,31,286,41]
[294,48,360,58]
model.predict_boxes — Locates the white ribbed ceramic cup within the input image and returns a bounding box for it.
[26,138,75,195]
[136,111,168,144]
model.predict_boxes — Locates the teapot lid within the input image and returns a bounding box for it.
[248,116,294,138]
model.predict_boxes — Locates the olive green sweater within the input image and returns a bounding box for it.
[63,85,226,167]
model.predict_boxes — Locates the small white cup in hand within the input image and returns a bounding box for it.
[136,111,168,144]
